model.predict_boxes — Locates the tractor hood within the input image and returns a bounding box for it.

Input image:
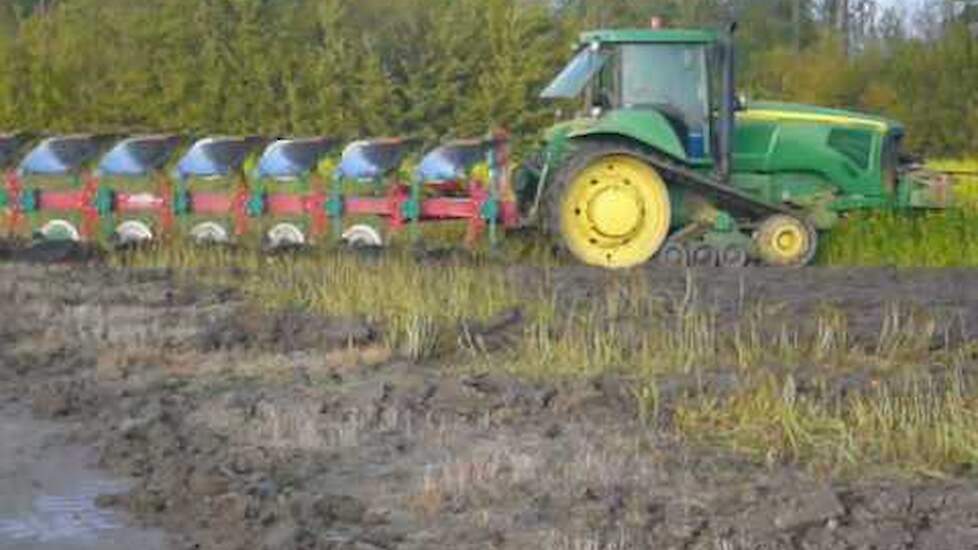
[732,100,905,205]
[741,101,903,133]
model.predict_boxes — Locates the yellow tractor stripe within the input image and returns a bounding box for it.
[739,110,889,132]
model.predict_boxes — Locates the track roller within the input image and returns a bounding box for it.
[719,244,749,268]
[689,243,719,267]
[655,241,688,267]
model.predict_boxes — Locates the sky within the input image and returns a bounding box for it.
[879,0,925,13]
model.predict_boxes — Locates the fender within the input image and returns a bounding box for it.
[568,109,689,163]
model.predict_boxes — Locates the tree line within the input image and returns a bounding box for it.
[0,0,975,158]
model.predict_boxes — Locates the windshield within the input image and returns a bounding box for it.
[540,47,610,99]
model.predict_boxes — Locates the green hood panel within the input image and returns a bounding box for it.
[745,101,902,133]
[733,101,892,202]
[567,110,688,162]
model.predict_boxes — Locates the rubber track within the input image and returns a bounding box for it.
[643,152,794,220]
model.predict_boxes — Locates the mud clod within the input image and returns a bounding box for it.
[12,240,104,264]
[773,488,845,532]
[199,308,376,353]
[31,378,92,418]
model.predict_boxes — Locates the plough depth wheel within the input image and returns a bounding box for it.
[342,224,384,249]
[265,223,306,250]
[38,220,81,242]
[190,222,230,245]
[547,142,672,269]
[114,221,154,246]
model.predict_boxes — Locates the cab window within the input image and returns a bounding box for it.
[619,44,710,132]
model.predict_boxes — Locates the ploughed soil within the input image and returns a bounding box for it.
[1,249,978,549]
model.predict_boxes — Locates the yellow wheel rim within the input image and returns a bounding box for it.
[560,155,671,269]
[756,215,813,266]
[772,225,805,258]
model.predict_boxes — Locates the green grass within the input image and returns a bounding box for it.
[820,209,978,267]
[817,159,978,267]
[676,367,978,477]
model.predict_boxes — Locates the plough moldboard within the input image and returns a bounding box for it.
[0,132,520,250]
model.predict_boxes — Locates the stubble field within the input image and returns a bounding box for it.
[1,238,977,549]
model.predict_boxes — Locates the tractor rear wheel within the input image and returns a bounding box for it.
[546,141,672,269]
[754,215,818,267]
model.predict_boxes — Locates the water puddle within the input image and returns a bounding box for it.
[0,406,167,550]
[0,479,129,543]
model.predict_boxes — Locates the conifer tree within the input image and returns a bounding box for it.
[0,0,975,158]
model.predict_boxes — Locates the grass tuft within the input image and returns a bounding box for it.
[115,242,517,358]
[677,369,978,476]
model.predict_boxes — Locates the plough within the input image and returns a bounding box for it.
[0,132,519,250]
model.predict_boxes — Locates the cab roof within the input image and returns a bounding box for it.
[579,28,720,46]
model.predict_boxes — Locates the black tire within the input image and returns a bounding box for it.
[543,139,672,268]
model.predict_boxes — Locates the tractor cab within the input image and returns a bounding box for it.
[541,29,730,165]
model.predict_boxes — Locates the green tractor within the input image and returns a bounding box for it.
[520,25,951,269]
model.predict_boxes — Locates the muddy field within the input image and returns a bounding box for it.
[1,252,978,549]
